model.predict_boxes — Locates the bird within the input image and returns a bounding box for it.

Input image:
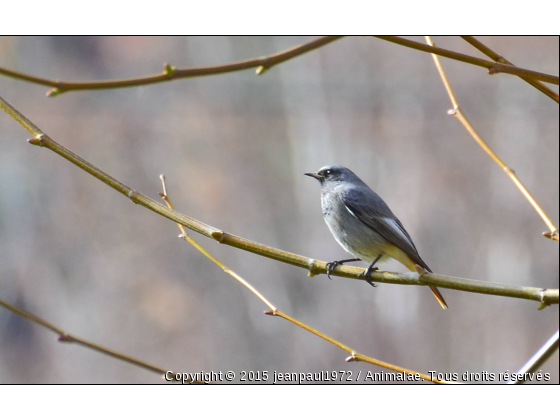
[305,165,448,309]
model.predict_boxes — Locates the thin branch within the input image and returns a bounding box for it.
[374,36,559,85]
[270,310,458,383]
[159,176,454,384]
[159,175,277,311]
[0,296,208,383]
[424,36,558,242]
[4,36,558,97]
[1,93,558,308]
[461,36,559,103]
[0,36,343,96]
[506,330,559,384]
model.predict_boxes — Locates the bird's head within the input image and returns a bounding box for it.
[304,165,360,185]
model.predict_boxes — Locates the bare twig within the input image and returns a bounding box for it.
[0,296,210,383]
[506,330,559,384]
[159,175,276,311]
[374,36,559,85]
[461,36,559,103]
[1,94,558,306]
[0,36,342,96]
[159,176,454,384]
[424,36,558,242]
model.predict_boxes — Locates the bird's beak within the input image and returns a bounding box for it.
[304,172,322,180]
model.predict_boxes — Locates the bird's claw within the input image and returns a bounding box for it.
[359,266,379,287]
[326,258,362,280]
[326,261,340,280]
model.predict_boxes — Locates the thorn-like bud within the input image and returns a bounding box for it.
[210,230,224,242]
[307,259,319,277]
[488,67,498,75]
[264,310,274,316]
[538,289,550,310]
[447,108,457,116]
[46,88,61,97]
[345,351,358,362]
[255,66,268,76]
[27,137,42,146]
[164,63,175,76]
[543,231,559,241]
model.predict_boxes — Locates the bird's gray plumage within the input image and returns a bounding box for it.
[306,165,429,270]
[342,187,431,272]
[305,165,448,309]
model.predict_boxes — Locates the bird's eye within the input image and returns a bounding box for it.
[325,170,332,175]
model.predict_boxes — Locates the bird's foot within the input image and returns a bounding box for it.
[359,265,379,287]
[326,258,361,280]
[326,261,342,280]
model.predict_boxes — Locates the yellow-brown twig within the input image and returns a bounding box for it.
[269,310,458,383]
[159,175,277,311]
[424,36,558,241]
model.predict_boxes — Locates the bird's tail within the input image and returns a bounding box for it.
[428,285,448,310]
[409,261,449,310]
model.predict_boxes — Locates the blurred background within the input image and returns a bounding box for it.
[0,36,558,384]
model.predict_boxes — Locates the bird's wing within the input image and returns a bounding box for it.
[342,187,430,271]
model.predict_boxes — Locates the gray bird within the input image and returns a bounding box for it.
[305,165,448,309]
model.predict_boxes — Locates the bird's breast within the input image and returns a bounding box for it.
[320,190,391,263]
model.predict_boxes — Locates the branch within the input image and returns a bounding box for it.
[424,36,558,242]
[0,36,343,96]
[461,36,559,103]
[374,36,559,85]
[0,296,208,383]
[159,175,455,384]
[1,93,557,307]
[506,330,559,384]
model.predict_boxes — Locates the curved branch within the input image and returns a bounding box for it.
[0,36,343,96]
[0,93,557,307]
[374,36,559,85]
[461,36,559,103]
